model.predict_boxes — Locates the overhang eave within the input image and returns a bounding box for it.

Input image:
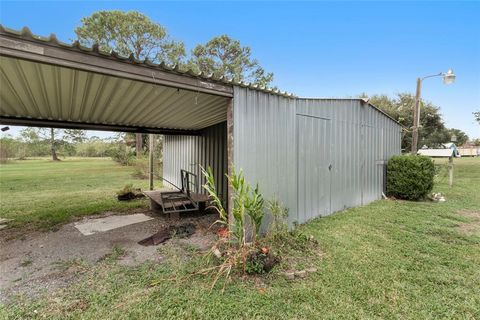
[0,116,202,135]
[0,33,233,98]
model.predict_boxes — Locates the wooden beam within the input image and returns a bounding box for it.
[226,98,234,225]
[0,116,202,136]
[149,134,155,191]
[0,34,234,98]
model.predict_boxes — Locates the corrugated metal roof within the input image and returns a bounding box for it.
[443,143,455,149]
[418,149,454,157]
[0,25,295,98]
[0,55,230,131]
[0,25,405,133]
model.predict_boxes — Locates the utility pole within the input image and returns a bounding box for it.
[410,69,455,155]
[411,78,422,155]
[448,156,454,187]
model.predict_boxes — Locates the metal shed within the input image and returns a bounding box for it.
[0,26,402,226]
[164,88,402,225]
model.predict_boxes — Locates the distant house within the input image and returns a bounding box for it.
[457,146,480,157]
[418,142,461,158]
[456,142,480,157]
[442,143,460,157]
[418,148,457,158]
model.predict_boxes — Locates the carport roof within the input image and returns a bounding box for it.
[0,25,294,134]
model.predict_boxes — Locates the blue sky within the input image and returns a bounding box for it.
[1,1,479,139]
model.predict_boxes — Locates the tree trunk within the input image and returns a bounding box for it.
[136,133,143,158]
[51,128,59,161]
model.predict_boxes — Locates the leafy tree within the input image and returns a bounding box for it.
[20,127,60,160]
[63,129,87,144]
[188,35,274,87]
[474,110,480,125]
[20,128,87,160]
[363,93,468,150]
[0,135,22,162]
[75,10,185,65]
[446,128,469,146]
[75,10,186,158]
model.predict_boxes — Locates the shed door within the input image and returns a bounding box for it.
[361,124,384,204]
[296,114,332,223]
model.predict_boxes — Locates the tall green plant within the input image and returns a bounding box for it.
[202,166,227,225]
[202,166,265,245]
[244,184,264,241]
[266,197,289,237]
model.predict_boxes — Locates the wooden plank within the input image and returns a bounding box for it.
[226,98,234,224]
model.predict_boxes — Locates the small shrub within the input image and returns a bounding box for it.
[131,158,162,179]
[387,155,435,200]
[109,144,135,166]
[266,198,289,238]
[245,248,279,274]
[116,184,145,201]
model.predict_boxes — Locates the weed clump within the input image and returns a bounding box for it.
[196,167,319,291]
[116,184,145,201]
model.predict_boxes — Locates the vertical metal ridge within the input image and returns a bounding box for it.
[163,122,227,201]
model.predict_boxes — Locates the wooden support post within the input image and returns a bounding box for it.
[136,133,143,158]
[412,78,422,155]
[226,98,234,227]
[448,156,454,187]
[149,134,154,191]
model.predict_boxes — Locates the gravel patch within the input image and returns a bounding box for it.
[0,209,217,303]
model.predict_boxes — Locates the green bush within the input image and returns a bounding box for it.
[387,155,435,200]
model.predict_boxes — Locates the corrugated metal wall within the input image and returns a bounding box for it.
[163,122,227,200]
[233,87,402,225]
[163,87,401,226]
[233,87,298,226]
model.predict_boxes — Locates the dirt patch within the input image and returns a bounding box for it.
[0,209,217,303]
[457,210,480,219]
[456,210,480,235]
[457,223,480,235]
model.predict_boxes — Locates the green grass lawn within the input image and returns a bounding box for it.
[0,157,158,230]
[1,157,479,319]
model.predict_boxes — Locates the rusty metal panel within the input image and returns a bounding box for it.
[163,122,227,201]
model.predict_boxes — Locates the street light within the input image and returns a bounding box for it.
[411,69,456,154]
[443,69,456,85]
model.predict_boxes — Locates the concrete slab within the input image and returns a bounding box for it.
[74,213,154,236]
[0,210,218,303]
[0,218,12,224]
